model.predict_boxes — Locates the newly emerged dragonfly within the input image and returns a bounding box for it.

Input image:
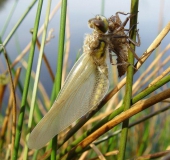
[28,14,139,149]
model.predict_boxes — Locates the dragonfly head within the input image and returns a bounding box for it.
[88,15,108,33]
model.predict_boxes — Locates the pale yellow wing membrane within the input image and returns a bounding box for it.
[28,15,110,150]
[28,53,109,149]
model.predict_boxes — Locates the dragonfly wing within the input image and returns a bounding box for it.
[28,53,109,149]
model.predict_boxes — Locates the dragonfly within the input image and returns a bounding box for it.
[28,14,139,150]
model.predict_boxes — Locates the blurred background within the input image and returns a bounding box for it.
[0,0,170,159]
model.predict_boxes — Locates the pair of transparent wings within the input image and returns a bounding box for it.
[28,53,109,149]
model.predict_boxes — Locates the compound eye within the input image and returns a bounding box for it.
[95,21,107,33]
[88,15,108,33]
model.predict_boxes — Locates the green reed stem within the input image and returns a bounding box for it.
[12,0,43,159]
[0,0,37,54]
[100,0,105,15]
[118,1,139,160]
[0,0,19,38]
[23,0,52,159]
[50,0,67,159]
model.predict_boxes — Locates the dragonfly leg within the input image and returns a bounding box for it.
[115,12,136,32]
[127,29,141,47]
[127,45,140,61]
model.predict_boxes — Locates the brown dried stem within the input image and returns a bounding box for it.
[0,68,21,149]
[63,88,170,159]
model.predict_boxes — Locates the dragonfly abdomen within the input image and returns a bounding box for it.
[89,64,109,109]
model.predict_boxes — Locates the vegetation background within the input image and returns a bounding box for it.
[0,0,170,159]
